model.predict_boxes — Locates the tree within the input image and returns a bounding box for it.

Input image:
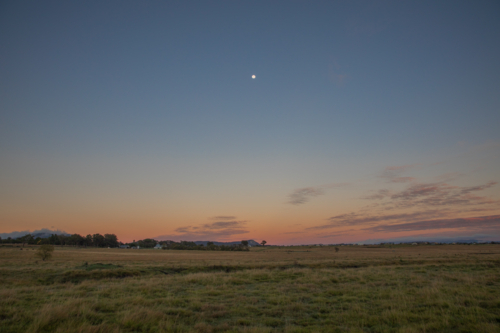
[85,234,93,247]
[69,234,84,246]
[104,234,119,247]
[35,244,54,261]
[48,234,61,245]
[261,240,267,246]
[241,240,249,247]
[58,234,69,246]
[19,234,34,247]
[92,234,105,247]
[137,238,157,248]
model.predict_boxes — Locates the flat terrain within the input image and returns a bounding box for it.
[1,244,499,332]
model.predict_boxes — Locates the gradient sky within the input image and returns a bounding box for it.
[1,1,499,244]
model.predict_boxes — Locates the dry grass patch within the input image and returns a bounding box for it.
[1,244,500,332]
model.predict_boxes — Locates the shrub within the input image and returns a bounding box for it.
[35,244,54,261]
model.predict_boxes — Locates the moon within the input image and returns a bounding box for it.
[251,75,256,79]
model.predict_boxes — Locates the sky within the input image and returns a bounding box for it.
[1,0,499,244]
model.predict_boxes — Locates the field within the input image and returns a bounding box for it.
[1,244,499,333]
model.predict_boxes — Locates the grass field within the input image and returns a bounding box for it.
[1,244,499,332]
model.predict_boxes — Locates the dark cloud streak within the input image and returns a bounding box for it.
[288,183,349,205]
[210,216,237,220]
[309,210,450,230]
[364,215,500,233]
[157,220,248,241]
[288,187,324,205]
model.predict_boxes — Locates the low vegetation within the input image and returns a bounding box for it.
[34,244,54,261]
[0,244,499,332]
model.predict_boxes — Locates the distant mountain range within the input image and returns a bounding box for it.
[0,228,69,240]
[194,240,261,246]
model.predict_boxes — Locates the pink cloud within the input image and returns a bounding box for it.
[155,219,249,241]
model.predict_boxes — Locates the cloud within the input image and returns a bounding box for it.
[210,216,237,220]
[389,181,498,208]
[362,189,391,200]
[365,166,498,208]
[288,183,349,205]
[302,162,500,242]
[156,220,249,242]
[201,221,243,229]
[380,164,418,183]
[364,215,500,233]
[460,181,497,194]
[308,210,450,230]
[434,172,462,182]
[307,175,499,235]
[288,187,325,205]
[391,183,457,200]
[391,177,416,183]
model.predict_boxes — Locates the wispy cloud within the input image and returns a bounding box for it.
[380,164,418,183]
[156,218,249,242]
[362,189,391,200]
[309,210,450,230]
[309,163,499,233]
[201,221,243,229]
[391,177,416,183]
[389,181,498,208]
[434,172,462,182]
[288,187,325,205]
[364,215,500,233]
[288,183,349,205]
[210,216,236,220]
[362,172,498,209]
[286,158,500,243]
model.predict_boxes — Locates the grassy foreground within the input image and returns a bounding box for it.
[0,244,499,332]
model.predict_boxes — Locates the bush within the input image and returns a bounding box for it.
[35,244,54,261]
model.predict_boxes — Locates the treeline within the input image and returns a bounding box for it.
[1,234,257,251]
[163,241,249,251]
[125,239,250,251]
[0,233,119,248]
[128,238,157,248]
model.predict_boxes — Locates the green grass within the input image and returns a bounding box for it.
[0,245,499,332]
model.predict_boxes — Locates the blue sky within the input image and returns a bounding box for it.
[1,1,499,244]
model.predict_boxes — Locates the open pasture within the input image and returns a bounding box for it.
[1,244,499,332]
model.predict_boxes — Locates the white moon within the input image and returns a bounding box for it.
[251,75,256,79]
